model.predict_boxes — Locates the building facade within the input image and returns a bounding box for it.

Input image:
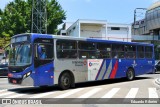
[59,19,131,42]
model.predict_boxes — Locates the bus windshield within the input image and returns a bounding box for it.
[9,43,32,66]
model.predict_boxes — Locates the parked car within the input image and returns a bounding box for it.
[155,60,160,73]
[0,63,8,77]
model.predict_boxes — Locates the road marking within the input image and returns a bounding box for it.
[0,89,7,93]
[0,92,15,97]
[0,81,8,83]
[148,88,158,98]
[5,94,26,98]
[101,88,120,98]
[54,88,84,98]
[125,88,139,98]
[78,88,102,98]
[30,92,56,98]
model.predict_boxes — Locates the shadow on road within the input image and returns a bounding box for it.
[8,76,152,94]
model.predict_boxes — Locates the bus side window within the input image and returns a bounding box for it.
[137,46,144,58]
[78,41,97,59]
[145,46,153,59]
[112,44,124,58]
[56,40,77,59]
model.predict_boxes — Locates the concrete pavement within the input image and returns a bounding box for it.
[155,78,160,85]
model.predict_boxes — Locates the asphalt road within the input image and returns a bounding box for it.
[0,72,160,107]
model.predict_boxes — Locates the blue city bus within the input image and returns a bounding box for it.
[8,33,155,89]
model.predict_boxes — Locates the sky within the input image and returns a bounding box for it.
[0,0,159,24]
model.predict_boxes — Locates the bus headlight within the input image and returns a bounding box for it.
[27,72,31,76]
[23,71,31,79]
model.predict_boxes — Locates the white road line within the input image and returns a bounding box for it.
[30,92,56,98]
[148,88,158,98]
[78,88,102,98]
[5,94,26,98]
[125,88,139,98]
[0,92,15,97]
[0,89,7,93]
[101,88,120,98]
[54,88,84,98]
[0,81,8,83]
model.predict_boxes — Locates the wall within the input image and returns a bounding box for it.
[80,24,106,38]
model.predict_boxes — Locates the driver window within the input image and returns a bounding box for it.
[35,44,53,60]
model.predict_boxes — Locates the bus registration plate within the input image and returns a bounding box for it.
[12,80,17,84]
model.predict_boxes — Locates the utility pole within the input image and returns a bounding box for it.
[31,0,47,34]
[133,8,147,35]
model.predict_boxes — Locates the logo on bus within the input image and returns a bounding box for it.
[89,62,92,67]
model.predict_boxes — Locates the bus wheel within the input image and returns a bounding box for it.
[126,68,135,81]
[59,72,71,90]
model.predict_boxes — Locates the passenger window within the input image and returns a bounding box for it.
[97,43,111,58]
[125,45,136,58]
[78,41,97,59]
[112,44,125,58]
[137,46,144,58]
[145,46,153,59]
[56,40,77,59]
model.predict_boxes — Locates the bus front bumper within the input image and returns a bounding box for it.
[8,73,34,86]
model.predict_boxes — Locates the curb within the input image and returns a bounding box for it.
[155,78,160,86]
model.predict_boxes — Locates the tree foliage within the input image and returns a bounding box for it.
[0,0,66,38]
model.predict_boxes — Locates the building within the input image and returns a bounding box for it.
[132,1,160,59]
[60,19,131,42]
[132,1,160,42]
[57,22,73,35]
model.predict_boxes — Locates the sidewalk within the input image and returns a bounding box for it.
[155,78,160,85]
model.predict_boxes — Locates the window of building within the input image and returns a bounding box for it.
[111,27,120,30]
[56,40,77,59]
[137,46,144,58]
[145,46,153,59]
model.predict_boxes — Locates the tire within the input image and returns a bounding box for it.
[59,72,72,90]
[126,68,135,81]
[154,68,157,74]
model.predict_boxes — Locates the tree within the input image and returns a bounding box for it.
[0,0,66,38]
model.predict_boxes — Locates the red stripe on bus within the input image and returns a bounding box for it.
[110,60,118,79]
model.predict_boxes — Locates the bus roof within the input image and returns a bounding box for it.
[13,33,154,46]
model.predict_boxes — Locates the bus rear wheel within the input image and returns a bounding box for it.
[126,68,135,81]
[59,72,71,90]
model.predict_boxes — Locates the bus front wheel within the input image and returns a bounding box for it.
[59,72,72,90]
[126,68,135,81]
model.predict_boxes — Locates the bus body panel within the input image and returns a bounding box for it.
[8,33,155,87]
[54,59,88,84]
[34,62,54,86]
